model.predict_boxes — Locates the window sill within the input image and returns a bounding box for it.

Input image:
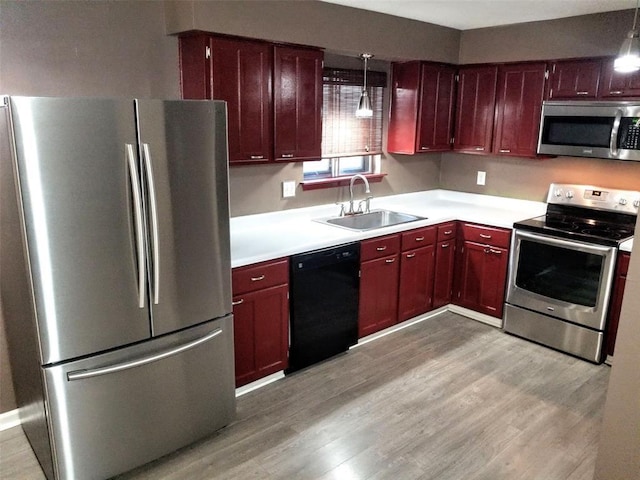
[300,173,387,191]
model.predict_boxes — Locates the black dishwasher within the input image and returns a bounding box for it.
[288,242,360,373]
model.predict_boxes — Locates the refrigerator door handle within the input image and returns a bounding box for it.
[142,143,160,305]
[67,327,223,381]
[126,143,146,309]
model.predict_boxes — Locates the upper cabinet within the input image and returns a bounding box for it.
[548,59,601,99]
[453,65,498,154]
[599,58,640,99]
[388,61,456,154]
[273,46,323,162]
[179,33,323,165]
[492,62,548,157]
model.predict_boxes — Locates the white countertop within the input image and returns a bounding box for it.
[230,190,548,268]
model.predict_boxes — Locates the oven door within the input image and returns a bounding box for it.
[506,230,617,331]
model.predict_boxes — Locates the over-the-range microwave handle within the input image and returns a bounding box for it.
[126,144,146,309]
[610,108,623,157]
[142,143,160,305]
[66,327,223,381]
[515,230,616,256]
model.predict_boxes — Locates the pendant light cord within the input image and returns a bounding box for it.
[634,0,639,31]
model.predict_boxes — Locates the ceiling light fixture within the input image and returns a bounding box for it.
[356,53,373,118]
[614,0,640,73]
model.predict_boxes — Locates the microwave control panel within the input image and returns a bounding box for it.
[619,117,640,150]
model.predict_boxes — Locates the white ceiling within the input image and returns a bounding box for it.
[320,0,637,30]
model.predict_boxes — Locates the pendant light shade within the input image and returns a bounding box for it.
[615,0,640,73]
[356,53,373,118]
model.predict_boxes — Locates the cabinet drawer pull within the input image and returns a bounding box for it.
[406,253,416,259]
[499,149,511,153]
[443,230,453,235]
[441,243,450,248]
[576,91,589,95]
[281,154,294,158]
[385,258,396,264]
[376,246,388,251]
[485,248,502,255]
[474,147,484,151]
[610,90,623,95]
[415,236,425,242]
[479,233,492,239]
[420,146,429,150]
[232,299,244,306]
[250,275,266,282]
[250,155,264,160]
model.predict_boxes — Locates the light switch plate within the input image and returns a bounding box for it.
[282,180,296,198]
[477,171,486,186]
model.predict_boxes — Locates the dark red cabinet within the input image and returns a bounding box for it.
[273,46,323,162]
[492,62,548,157]
[453,65,498,154]
[232,259,289,387]
[179,34,323,165]
[599,59,640,99]
[359,235,401,337]
[605,252,631,357]
[388,62,456,154]
[398,227,437,322]
[433,223,457,309]
[548,59,601,99]
[454,223,511,319]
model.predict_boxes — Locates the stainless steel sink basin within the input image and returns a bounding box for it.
[315,209,426,231]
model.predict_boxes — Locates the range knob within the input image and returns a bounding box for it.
[619,198,628,206]
[554,189,563,197]
[565,191,574,199]
[634,199,640,208]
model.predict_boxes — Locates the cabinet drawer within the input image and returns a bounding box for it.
[460,223,511,248]
[401,226,436,251]
[437,222,457,241]
[232,258,289,295]
[361,234,401,262]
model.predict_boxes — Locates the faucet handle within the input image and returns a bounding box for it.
[365,195,373,214]
[335,202,346,217]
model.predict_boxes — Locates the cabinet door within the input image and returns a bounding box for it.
[599,59,640,99]
[455,241,509,318]
[210,37,273,164]
[453,65,498,154]
[232,284,289,387]
[179,34,211,100]
[433,240,456,308]
[549,59,601,99]
[273,46,323,161]
[605,253,630,357]
[359,254,400,337]
[493,63,547,157]
[417,63,456,152]
[387,61,421,154]
[398,245,436,322]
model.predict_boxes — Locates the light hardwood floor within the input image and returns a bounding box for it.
[0,313,610,480]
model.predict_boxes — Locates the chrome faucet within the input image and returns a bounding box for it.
[347,174,372,215]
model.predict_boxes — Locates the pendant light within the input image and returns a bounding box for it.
[356,53,373,118]
[614,0,640,73]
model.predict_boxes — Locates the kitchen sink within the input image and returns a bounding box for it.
[315,209,426,231]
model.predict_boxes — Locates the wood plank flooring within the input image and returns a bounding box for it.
[0,313,610,480]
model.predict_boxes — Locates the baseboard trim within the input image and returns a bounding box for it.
[0,408,21,432]
[447,305,503,329]
[235,371,285,397]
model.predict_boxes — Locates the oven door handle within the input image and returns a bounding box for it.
[610,108,623,157]
[515,230,616,255]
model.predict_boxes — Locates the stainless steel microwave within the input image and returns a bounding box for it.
[537,101,640,161]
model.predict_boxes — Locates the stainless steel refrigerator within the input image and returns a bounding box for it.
[0,96,236,480]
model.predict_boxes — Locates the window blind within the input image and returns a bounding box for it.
[322,68,386,158]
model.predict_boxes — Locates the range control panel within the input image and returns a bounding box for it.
[547,183,640,215]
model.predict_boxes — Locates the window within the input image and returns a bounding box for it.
[303,67,386,180]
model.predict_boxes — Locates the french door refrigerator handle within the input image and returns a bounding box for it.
[142,143,160,305]
[126,144,146,309]
[610,109,623,157]
[67,327,223,381]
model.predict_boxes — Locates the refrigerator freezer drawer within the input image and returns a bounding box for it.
[43,316,235,480]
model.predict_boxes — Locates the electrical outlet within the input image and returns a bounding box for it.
[282,180,296,198]
[477,171,486,186]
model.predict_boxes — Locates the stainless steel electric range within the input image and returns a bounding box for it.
[504,183,638,363]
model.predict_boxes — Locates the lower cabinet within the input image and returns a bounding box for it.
[359,234,401,337]
[433,223,457,308]
[605,252,631,357]
[398,227,437,322]
[454,223,511,318]
[232,258,289,387]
